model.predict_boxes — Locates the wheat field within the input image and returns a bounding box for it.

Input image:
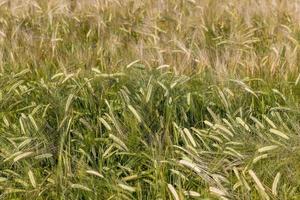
[0,0,300,199]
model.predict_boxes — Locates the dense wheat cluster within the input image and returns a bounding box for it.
[0,0,299,199]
